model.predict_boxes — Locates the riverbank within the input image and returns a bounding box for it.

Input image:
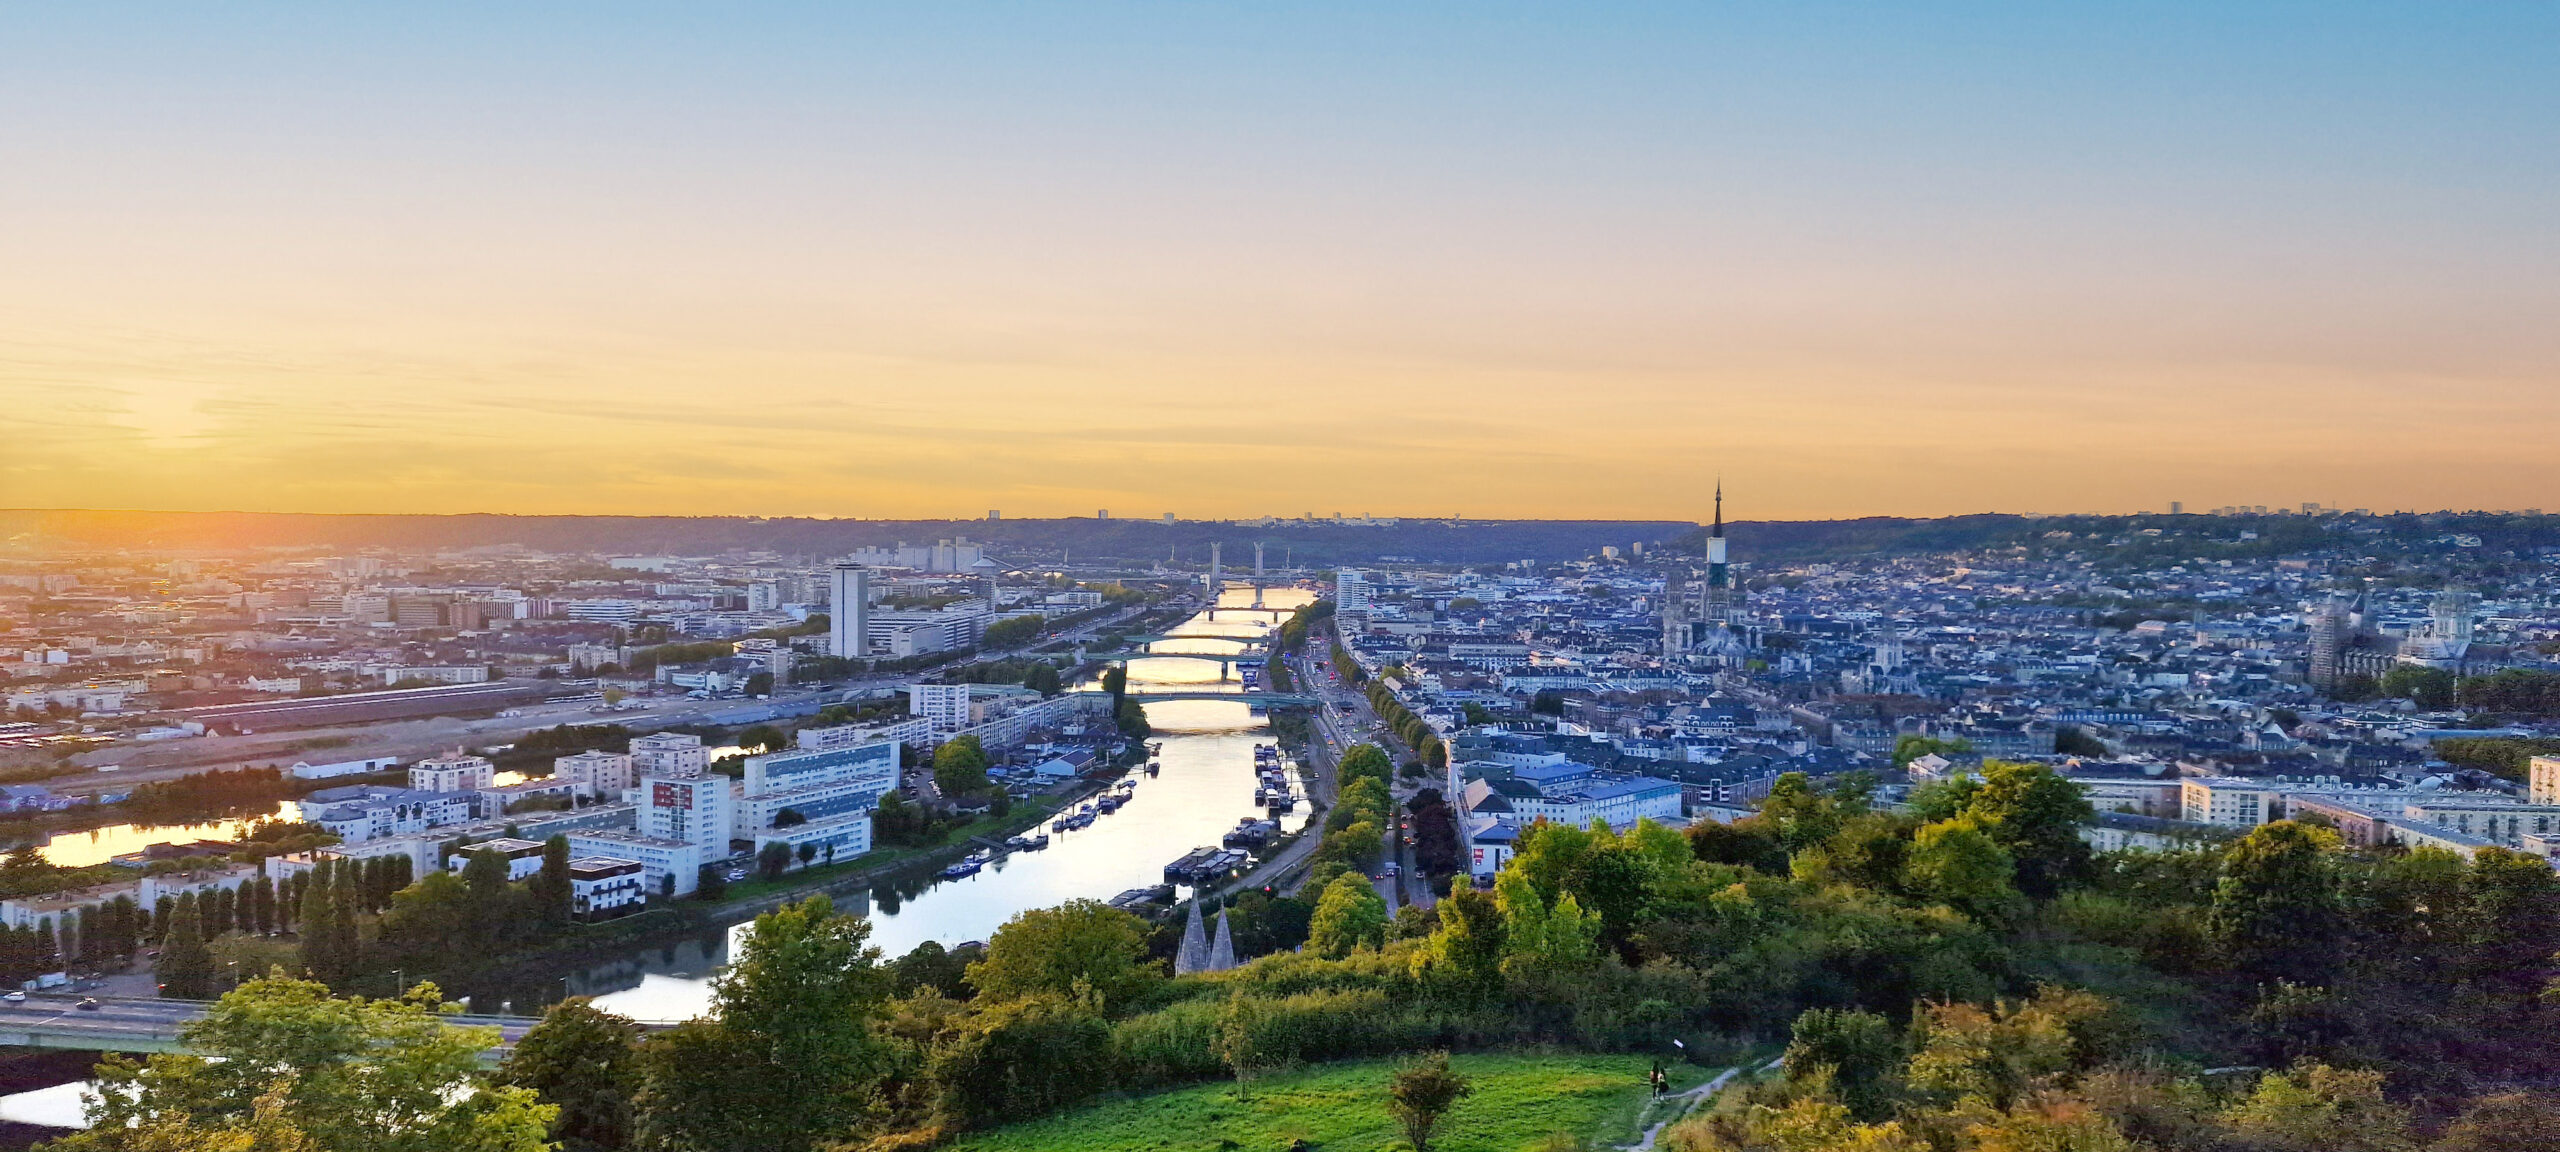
[458,780,1110,1004]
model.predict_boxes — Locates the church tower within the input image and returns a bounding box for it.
[1704,483,1733,625]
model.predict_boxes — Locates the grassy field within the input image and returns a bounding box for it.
[951,1053,1716,1152]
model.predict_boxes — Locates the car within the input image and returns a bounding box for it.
[725,868,748,882]
[75,998,99,1011]
[3,991,24,1003]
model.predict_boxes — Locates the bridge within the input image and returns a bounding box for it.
[1106,690,1321,707]
[1093,649,1270,666]
[0,994,551,1057]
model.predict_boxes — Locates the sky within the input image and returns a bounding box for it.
[3,3,2555,524]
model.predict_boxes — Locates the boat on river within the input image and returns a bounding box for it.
[1164,846,1250,885]
[1223,818,1279,848]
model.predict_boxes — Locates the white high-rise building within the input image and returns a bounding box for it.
[745,581,780,612]
[911,683,974,733]
[1335,569,1370,614]
[830,564,872,658]
[639,761,732,858]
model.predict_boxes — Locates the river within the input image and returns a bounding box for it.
[0,586,1316,1132]
[508,584,1316,1023]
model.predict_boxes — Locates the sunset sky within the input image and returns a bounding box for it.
[4,4,2555,523]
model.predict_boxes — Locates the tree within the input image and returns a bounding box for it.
[529,836,573,925]
[695,864,728,902]
[65,973,556,1152]
[636,896,889,1152]
[1786,1008,1904,1121]
[888,939,975,999]
[1308,872,1389,958]
[2210,822,2344,984]
[2381,665,2459,711]
[966,899,1157,1008]
[737,723,786,753]
[2224,1062,2412,1152]
[1961,760,2095,899]
[1386,1052,1473,1152]
[1212,993,1272,1100]
[1893,734,1975,769]
[155,894,214,1000]
[2433,1092,2560,1152]
[1414,887,1505,992]
[758,841,793,882]
[497,997,642,1152]
[1905,816,2019,925]
[933,735,992,797]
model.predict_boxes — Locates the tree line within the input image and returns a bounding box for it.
[60,754,2560,1152]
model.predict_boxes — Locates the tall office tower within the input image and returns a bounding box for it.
[830,563,871,658]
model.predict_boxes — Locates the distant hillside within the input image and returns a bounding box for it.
[0,509,1693,566]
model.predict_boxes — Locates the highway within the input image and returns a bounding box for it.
[58,604,1161,795]
[0,995,545,1055]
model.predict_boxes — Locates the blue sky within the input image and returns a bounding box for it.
[3,4,2554,518]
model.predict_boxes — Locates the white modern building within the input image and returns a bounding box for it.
[554,749,635,799]
[445,837,549,881]
[409,753,495,794]
[629,732,709,778]
[638,765,732,859]
[569,858,648,922]
[301,785,474,843]
[798,717,933,752]
[566,830,706,898]
[910,683,975,733]
[830,564,872,658]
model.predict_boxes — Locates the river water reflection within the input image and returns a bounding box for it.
[550,586,1315,1023]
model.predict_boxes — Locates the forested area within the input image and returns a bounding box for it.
[55,752,2560,1152]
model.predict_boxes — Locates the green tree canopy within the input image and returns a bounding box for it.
[932,735,993,797]
[68,973,554,1152]
[496,997,641,1152]
[966,899,1158,1008]
[1309,871,1390,958]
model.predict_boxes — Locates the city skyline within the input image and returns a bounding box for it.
[6,5,2556,521]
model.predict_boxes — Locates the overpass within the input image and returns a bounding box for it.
[0,995,550,1057]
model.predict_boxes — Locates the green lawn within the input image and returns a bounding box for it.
[951,1054,1713,1152]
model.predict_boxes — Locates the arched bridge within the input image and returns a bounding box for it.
[1095,690,1321,707]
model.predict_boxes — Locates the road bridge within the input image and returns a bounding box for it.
[1092,649,1269,666]
[1100,690,1321,707]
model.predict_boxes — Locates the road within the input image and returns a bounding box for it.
[0,994,547,1054]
